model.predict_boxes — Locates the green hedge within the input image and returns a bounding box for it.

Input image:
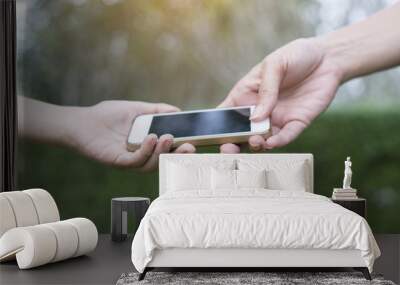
[17,110,400,233]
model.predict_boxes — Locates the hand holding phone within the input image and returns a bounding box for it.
[127,106,270,151]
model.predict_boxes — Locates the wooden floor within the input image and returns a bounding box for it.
[0,234,399,284]
[374,234,400,284]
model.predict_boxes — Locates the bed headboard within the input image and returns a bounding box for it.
[159,153,314,195]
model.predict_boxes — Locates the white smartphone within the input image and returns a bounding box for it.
[127,106,270,151]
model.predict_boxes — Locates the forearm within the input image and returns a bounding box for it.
[18,96,82,146]
[319,2,400,82]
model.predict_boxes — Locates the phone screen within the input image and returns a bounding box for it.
[148,107,251,138]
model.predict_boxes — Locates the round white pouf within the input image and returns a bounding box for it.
[23,189,60,224]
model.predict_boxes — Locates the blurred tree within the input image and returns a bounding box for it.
[18,0,314,108]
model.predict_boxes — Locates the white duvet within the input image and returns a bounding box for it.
[131,190,380,273]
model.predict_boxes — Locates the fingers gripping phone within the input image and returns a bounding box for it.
[127,106,270,151]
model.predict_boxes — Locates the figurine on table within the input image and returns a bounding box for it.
[332,157,358,199]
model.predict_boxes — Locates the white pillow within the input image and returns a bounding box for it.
[266,167,306,191]
[211,169,267,191]
[267,162,308,192]
[211,168,236,190]
[238,159,308,191]
[236,169,267,189]
[167,160,235,192]
[167,163,210,191]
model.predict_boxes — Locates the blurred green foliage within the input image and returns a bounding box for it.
[17,110,400,233]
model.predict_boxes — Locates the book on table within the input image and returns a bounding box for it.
[333,188,357,193]
[332,188,358,199]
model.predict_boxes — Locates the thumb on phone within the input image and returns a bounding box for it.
[250,54,284,121]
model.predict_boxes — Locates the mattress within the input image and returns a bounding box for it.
[131,190,380,273]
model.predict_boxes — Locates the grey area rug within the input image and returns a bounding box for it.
[117,272,396,285]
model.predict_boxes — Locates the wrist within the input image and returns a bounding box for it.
[314,34,353,83]
[58,106,87,149]
[316,3,400,83]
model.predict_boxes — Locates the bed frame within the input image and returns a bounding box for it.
[139,154,371,280]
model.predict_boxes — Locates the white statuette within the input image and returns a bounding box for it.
[342,157,353,189]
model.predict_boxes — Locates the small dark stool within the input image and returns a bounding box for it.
[111,197,150,242]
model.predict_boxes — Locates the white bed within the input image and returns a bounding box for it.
[131,154,380,280]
